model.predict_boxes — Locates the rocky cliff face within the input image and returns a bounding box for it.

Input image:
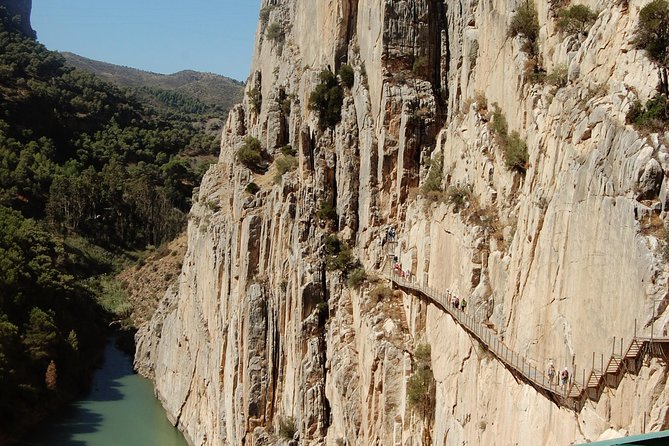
[1,0,35,38]
[136,1,669,444]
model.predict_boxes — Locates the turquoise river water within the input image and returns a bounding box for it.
[24,341,186,446]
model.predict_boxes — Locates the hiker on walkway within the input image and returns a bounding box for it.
[387,226,396,242]
[561,367,569,388]
[454,296,460,309]
[547,360,556,386]
[460,298,467,312]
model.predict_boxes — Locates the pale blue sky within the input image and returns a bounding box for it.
[31,0,261,81]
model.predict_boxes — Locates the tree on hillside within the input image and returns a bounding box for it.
[635,0,669,93]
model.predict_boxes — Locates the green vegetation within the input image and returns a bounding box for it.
[346,266,367,289]
[309,70,344,129]
[236,136,265,170]
[546,63,569,87]
[489,106,529,174]
[504,132,530,173]
[445,185,473,210]
[634,0,669,67]
[407,344,435,413]
[61,52,243,116]
[0,8,222,438]
[266,22,284,42]
[626,94,669,131]
[278,416,297,440]
[421,153,444,195]
[280,144,297,157]
[369,284,393,303]
[556,5,598,35]
[259,5,274,28]
[0,207,106,438]
[247,87,262,113]
[338,64,355,89]
[323,235,359,274]
[275,155,298,175]
[508,1,540,55]
[245,182,260,195]
[317,200,338,222]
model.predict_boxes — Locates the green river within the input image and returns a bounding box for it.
[24,341,186,446]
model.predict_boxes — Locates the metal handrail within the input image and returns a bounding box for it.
[387,272,669,409]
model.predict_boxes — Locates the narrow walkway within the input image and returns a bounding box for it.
[388,273,669,411]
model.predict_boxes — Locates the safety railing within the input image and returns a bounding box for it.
[388,272,669,409]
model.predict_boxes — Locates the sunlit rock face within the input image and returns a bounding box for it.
[136,1,669,444]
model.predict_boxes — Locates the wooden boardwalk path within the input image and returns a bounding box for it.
[388,273,669,411]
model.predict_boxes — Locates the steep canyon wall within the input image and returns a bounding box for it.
[136,1,669,444]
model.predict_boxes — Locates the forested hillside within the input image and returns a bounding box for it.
[0,5,220,441]
[62,52,244,118]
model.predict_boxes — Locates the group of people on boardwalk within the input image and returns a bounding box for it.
[546,360,570,390]
[450,294,467,312]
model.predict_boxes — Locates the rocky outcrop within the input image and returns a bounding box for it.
[1,0,36,38]
[136,1,669,444]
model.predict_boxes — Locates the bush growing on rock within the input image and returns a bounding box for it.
[309,70,344,129]
[556,5,598,35]
[407,343,435,413]
[445,185,473,210]
[508,1,540,55]
[338,64,354,89]
[421,152,444,195]
[626,94,669,131]
[346,266,367,289]
[280,144,297,156]
[504,131,529,174]
[546,64,568,87]
[245,182,260,195]
[488,106,529,174]
[266,22,284,42]
[236,136,264,170]
[278,416,297,440]
[275,155,297,175]
[634,0,669,68]
[317,200,337,222]
[247,87,261,113]
[369,285,393,303]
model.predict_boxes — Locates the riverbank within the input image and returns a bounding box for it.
[22,339,186,445]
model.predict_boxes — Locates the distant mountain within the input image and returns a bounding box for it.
[61,52,244,115]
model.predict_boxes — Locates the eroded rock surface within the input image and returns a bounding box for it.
[136,1,669,444]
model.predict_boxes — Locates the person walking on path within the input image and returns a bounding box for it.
[547,360,556,386]
[560,367,569,390]
[460,298,467,312]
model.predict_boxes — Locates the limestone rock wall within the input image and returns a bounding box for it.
[136,0,669,445]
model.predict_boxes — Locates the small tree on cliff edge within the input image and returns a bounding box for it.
[635,0,669,94]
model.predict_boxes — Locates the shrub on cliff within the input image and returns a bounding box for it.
[236,136,264,169]
[626,94,669,131]
[556,5,598,35]
[346,266,367,289]
[634,0,669,68]
[338,64,354,89]
[407,344,434,414]
[278,416,297,440]
[508,1,540,55]
[488,106,529,174]
[504,131,529,174]
[266,22,284,42]
[247,87,261,113]
[421,152,444,195]
[309,70,344,129]
[546,64,568,87]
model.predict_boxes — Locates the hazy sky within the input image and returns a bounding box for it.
[31,0,261,81]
